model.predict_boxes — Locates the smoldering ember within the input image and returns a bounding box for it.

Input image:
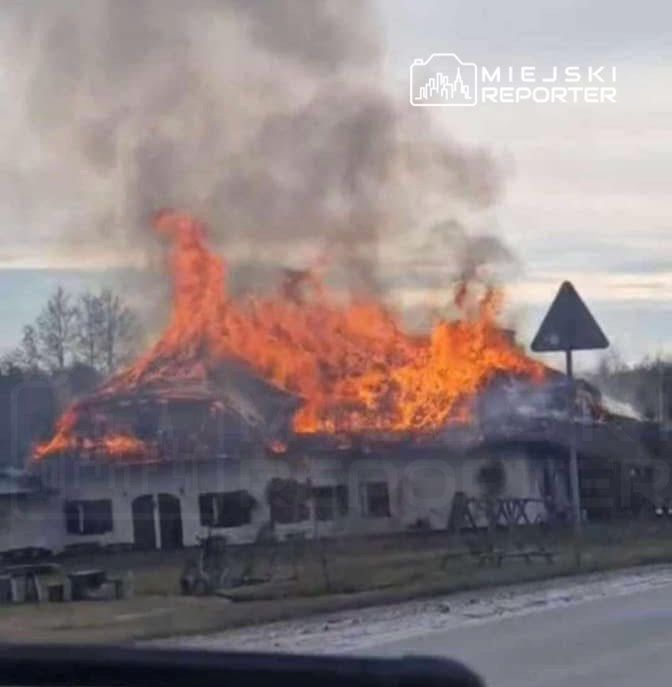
[0,209,663,555]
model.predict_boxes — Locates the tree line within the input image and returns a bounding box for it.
[590,352,672,423]
[2,287,140,376]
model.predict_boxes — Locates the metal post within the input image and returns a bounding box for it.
[658,358,666,437]
[565,349,582,567]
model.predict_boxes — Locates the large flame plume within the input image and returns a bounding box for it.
[35,211,545,461]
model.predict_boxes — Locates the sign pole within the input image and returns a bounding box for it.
[565,348,582,568]
[531,281,609,569]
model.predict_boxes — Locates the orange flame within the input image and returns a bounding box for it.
[34,409,79,460]
[34,408,150,461]
[35,210,545,461]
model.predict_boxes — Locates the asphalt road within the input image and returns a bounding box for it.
[354,582,672,687]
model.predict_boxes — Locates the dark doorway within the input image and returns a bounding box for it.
[132,495,157,550]
[158,494,183,550]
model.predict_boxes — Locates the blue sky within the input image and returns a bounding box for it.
[0,0,671,370]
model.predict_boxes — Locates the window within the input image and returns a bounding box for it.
[542,464,553,500]
[199,491,256,528]
[477,461,506,496]
[64,500,113,535]
[361,481,391,518]
[267,478,310,524]
[312,485,348,522]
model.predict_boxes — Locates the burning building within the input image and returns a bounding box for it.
[7,211,658,553]
[36,210,548,458]
[0,2,662,558]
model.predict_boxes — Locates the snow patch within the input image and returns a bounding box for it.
[154,565,672,655]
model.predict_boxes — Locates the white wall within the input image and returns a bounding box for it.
[12,446,565,554]
[0,493,62,553]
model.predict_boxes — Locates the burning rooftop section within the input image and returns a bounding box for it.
[35,210,546,462]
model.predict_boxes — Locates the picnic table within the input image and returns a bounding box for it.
[67,568,129,601]
[0,563,66,603]
[439,543,557,572]
[68,569,107,600]
[0,564,131,604]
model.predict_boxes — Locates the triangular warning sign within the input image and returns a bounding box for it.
[531,281,609,352]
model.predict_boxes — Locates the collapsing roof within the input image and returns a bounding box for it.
[33,357,302,463]
[35,347,659,468]
[88,357,302,443]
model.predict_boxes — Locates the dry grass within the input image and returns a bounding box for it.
[3,521,672,644]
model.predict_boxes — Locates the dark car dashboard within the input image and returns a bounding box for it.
[0,645,484,687]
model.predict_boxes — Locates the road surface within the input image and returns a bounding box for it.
[167,565,672,687]
[356,583,672,687]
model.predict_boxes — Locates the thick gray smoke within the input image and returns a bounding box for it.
[0,0,502,295]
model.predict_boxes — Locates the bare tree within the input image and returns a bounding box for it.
[1,325,41,372]
[19,325,41,370]
[35,287,77,371]
[74,292,105,369]
[6,287,139,376]
[98,289,139,374]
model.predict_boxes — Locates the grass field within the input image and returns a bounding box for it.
[2,520,672,644]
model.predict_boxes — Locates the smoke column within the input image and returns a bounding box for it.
[0,0,504,296]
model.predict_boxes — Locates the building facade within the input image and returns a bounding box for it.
[4,440,568,554]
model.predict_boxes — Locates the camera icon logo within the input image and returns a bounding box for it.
[410,53,478,107]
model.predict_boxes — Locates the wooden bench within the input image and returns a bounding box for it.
[474,548,505,567]
[517,548,556,565]
[475,547,556,567]
[439,549,471,570]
